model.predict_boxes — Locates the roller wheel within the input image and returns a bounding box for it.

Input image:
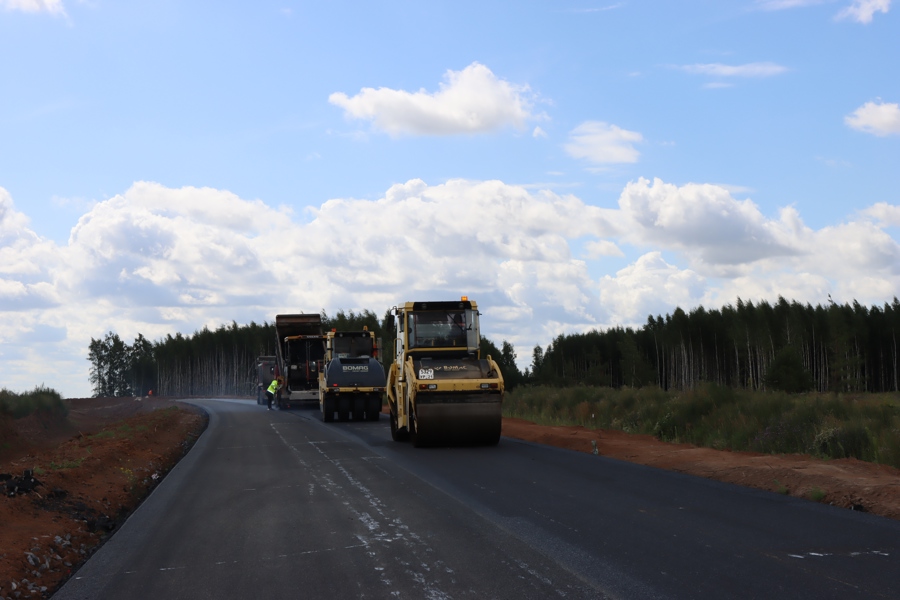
[390,410,409,442]
[337,410,349,422]
[366,410,380,422]
[352,410,365,421]
[486,428,501,446]
[322,398,334,422]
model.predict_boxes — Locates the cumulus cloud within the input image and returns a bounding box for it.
[845,100,900,136]
[864,202,900,225]
[0,187,62,309]
[0,180,619,394]
[614,179,900,304]
[678,62,789,78]
[2,179,899,396]
[600,253,707,325]
[0,0,66,15]
[328,62,542,136]
[836,0,891,23]
[564,121,643,166]
[615,178,799,268]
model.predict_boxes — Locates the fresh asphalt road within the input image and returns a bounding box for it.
[54,398,900,599]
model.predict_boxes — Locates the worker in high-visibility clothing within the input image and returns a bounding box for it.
[266,377,283,411]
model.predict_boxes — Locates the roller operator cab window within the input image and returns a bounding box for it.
[407,309,478,350]
[332,335,373,358]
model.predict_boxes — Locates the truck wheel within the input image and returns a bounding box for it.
[390,410,409,442]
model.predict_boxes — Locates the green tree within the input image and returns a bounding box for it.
[498,340,524,390]
[764,346,814,393]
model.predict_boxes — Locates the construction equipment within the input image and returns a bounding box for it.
[255,355,277,405]
[387,298,504,447]
[274,314,326,409]
[319,328,385,422]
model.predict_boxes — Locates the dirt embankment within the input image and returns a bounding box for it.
[0,397,206,599]
[2,397,900,598]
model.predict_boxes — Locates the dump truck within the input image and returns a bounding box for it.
[387,298,504,447]
[274,313,326,409]
[255,355,277,405]
[319,328,386,422]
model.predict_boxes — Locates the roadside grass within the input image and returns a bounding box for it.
[49,458,85,470]
[0,386,67,420]
[807,487,827,502]
[503,384,900,469]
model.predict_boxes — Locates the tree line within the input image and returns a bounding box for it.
[87,297,900,397]
[87,311,388,397]
[529,297,900,393]
[88,322,276,397]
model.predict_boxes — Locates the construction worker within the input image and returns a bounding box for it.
[266,377,282,410]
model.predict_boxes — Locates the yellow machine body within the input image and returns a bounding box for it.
[387,299,504,447]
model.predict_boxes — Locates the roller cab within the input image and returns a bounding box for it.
[387,299,504,447]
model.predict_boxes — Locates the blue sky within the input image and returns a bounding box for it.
[1,0,898,397]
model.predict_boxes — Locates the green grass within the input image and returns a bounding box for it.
[0,385,67,419]
[504,383,900,468]
[49,458,85,470]
[807,487,827,502]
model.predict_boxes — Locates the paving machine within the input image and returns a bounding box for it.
[387,298,504,447]
[319,328,385,422]
[274,313,326,408]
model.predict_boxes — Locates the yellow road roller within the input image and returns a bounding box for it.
[387,298,504,447]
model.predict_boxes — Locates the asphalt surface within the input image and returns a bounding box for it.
[54,398,900,599]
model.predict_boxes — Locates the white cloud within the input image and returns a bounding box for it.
[845,100,900,136]
[754,0,891,21]
[836,0,891,23]
[328,62,542,136]
[615,178,799,268]
[864,202,900,226]
[679,62,789,78]
[567,3,626,13]
[0,0,66,15]
[564,121,643,165]
[2,179,899,396]
[755,0,827,10]
[0,180,617,394]
[585,240,625,259]
[600,253,707,325]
